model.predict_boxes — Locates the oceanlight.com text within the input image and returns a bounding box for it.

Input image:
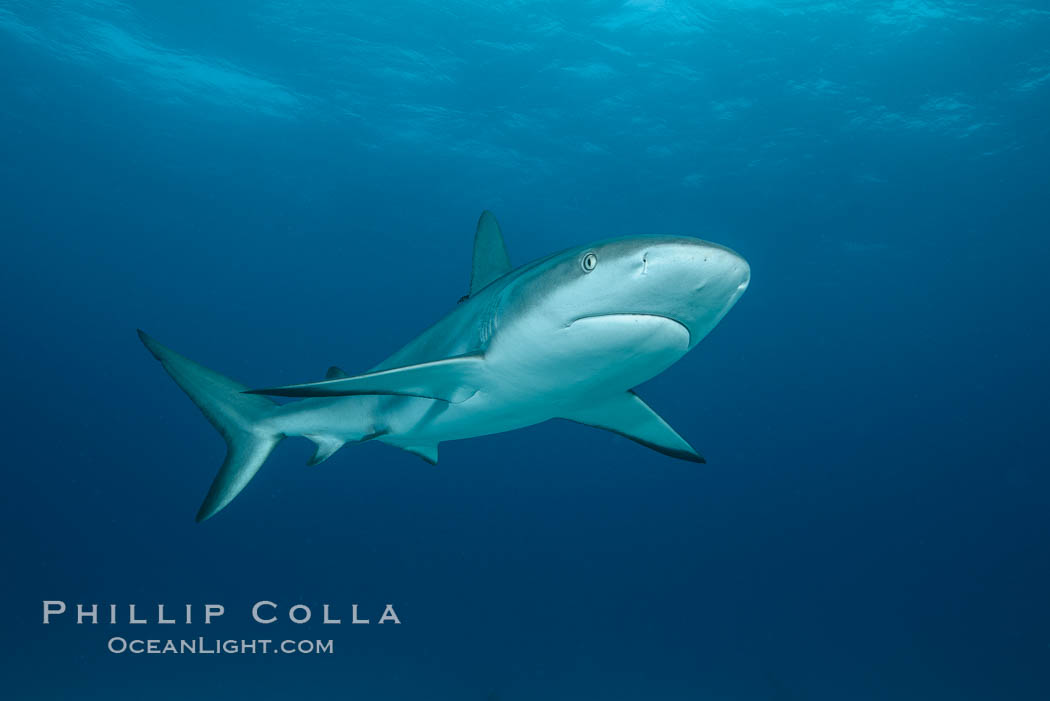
[107,637,334,655]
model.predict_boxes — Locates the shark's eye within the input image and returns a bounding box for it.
[581,252,598,272]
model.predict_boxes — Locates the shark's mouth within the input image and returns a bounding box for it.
[569,313,692,346]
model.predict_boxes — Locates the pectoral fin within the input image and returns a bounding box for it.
[246,354,484,403]
[561,391,705,463]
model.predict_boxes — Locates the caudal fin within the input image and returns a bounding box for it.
[138,330,283,522]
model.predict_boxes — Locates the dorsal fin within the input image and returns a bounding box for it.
[326,366,348,379]
[469,210,512,296]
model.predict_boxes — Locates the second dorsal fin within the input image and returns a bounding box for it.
[326,366,348,379]
[469,211,512,296]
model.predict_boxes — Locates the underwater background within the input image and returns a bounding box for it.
[1,1,1048,698]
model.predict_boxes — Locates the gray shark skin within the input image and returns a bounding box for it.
[139,212,750,522]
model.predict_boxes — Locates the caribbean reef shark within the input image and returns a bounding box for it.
[139,212,750,521]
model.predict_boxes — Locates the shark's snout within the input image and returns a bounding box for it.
[629,239,749,347]
[726,250,750,297]
[647,240,748,293]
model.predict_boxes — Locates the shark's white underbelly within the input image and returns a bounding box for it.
[381,313,692,446]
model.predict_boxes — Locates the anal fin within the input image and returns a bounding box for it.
[305,435,345,466]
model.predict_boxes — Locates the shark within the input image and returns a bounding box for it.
[139,211,750,522]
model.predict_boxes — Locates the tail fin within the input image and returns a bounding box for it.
[137,330,283,522]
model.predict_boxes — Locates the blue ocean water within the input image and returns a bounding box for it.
[1,1,1048,698]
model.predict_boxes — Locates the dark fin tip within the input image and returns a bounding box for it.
[601,428,707,465]
[136,329,165,361]
[660,445,706,464]
[195,495,219,523]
